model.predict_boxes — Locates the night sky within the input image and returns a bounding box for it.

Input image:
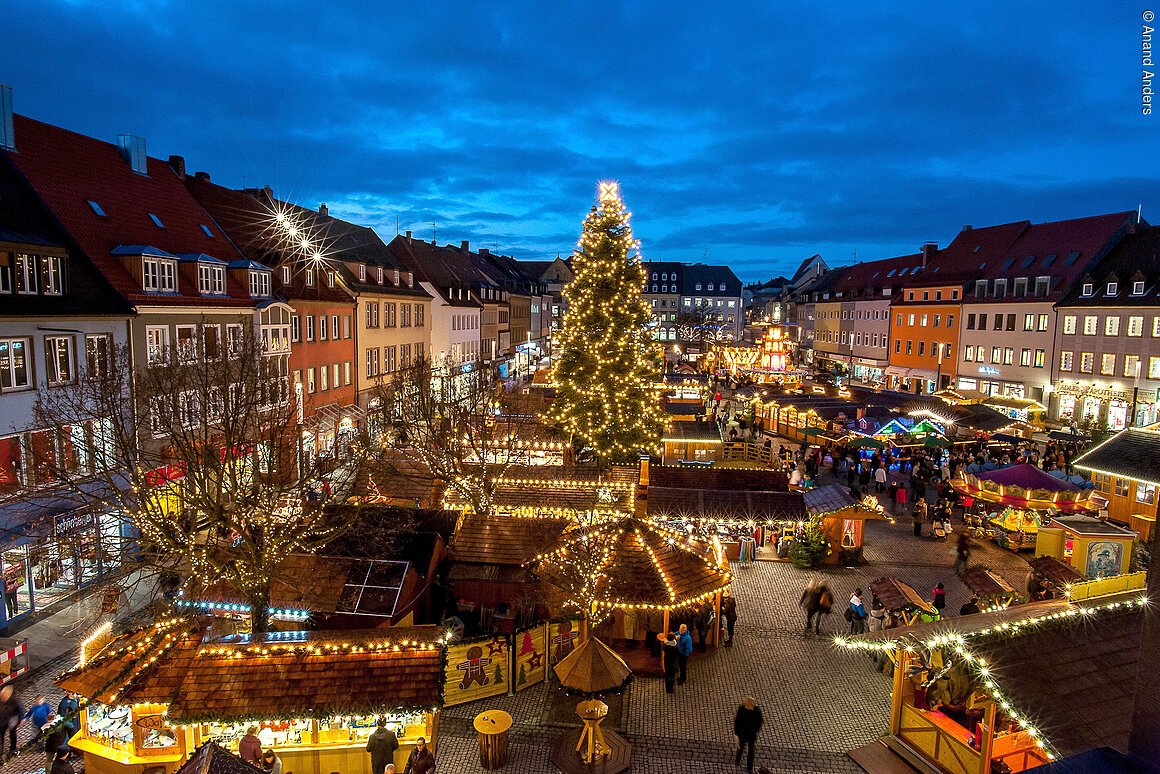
[4,2,1155,280]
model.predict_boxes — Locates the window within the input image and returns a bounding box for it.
[1115,478,1131,497]
[907,314,915,326]
[922,291,929,301]
[401,304,411,327]
[1034,349,1045,368]
[1063,315,1076,335]
[175,325,197,362]
[415,304,424,327]
[1125,354,1141,377]
[327,271,335,288]
[305,269,315,287]
[319,364,328,391]
[1107,282,1118,296]
[993,315,1003,331]
[920,314,928,327]
[1081,283,1094,296]
[965,345,975,361]
[1024,314,1035,332]
[1034,276,1050,296]
[708,283,715,291]
[1100,353,1117,375]
[1137,482,1157,505]
[1060,350,1074,371]
[332,315,340,340]
[41,256,63,295]
[307,368,316,393]
[1006,314,1015,331]
[1151,357,1160,379]
[14,254,37,295]
[895,340,901,353]
[1105,316,1120,336]
[249,271,271,298]
[1003,347,1013,365]
[1020,348,1031,366]
[0,339,31,392]
[145,326,169,365]
[282,266,291,284]
[991,346,1002,363]
[1080,352,1094,373]
[291,315,300,343]
[148,213,165,228]
[1123,316,1143,338]
[1014,278,1027,297]
[87,200,107,217]
[994,279,1007,297]
[142,257,177,293]
[203,325,221,360]
[198,264,225,295]
[1083,316,1098,335]
[343,315,352,338]
[85,334,112,378]
[966,314,975,330]
[1038,314,1049,332]
[305,315,315,342]
[695,283,702,291]
[227,324,243,357]
[344,361,351,385]
[318,314,327,341]
[1133,280,1146,295]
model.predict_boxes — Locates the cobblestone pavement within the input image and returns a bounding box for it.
[435,484,1037,774]
[0,651,82,774]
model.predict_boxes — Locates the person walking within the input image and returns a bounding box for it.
[874,465,888,493]
[673,624,693,684]
[238,726,263,766]
[660,633,680,693]
[733,696,765,773]
[955,532,971,575]
[0,686,22,760]
[57,692,79,741]
[25,695,52,743]
[366,718,399,774]
[911,498,924,537]
[402,737,435,774]
[848,589,868,635]
[721,594,738,644]
[932,582,947,616]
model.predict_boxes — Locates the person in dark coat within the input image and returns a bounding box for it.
[56,692,79,740]
[733,696,765,773]
[0,686,23,759]
[50,749,75,774]
[659,633,680,693]
[402,737,434,774]
[366,718,399,774]
[673,624,693,684]
[238,726,262,766]
[44,722,69,774]
[644,609,663,657]
[721,595,738,643]
[694,602,713,652]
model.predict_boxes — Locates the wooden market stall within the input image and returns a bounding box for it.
[661,420,723,465]
[868,577,940,626]
[844,589,1147,774]
[58,619,445,774]
[803,485,890,563]
[959,567,1020,610]
[1035,515,1137,579]
[446,513,569,613]
[1026,555,1086,600]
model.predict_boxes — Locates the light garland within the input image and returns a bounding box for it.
[174,599,311,621]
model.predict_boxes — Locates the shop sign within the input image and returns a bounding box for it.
[54,510,92,536]
[979,366,1001,376]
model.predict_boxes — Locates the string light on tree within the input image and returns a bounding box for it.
[549,181,666,466]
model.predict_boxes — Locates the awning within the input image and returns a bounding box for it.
[884,367,912,378]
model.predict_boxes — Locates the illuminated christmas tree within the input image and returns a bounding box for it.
[550,181,664,466]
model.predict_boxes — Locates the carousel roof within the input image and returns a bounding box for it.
[58,621,446,721]
[976,464,1081,492]
[527,517,733,611]
[952,464,1103,513]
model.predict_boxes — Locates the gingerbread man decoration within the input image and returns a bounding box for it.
[456,645,492,690]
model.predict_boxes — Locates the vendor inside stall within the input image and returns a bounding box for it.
[58,619,445,774]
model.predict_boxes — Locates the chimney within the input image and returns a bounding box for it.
[0,85,14,151]
[921,241,938,267]
[480,248,490,257]
[167,155,186,179]
[962,225,973,231]
[318,203,328,216]
[194,171,211,182]
[461,240,470,253]
[117,134,148,175]
[405,230,412,243]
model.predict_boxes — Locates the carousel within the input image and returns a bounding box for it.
[950,464,1105,551]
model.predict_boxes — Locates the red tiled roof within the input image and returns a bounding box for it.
[5,115,254,307]
[815,253,925,297]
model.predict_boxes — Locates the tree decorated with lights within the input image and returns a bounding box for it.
[550,181,665,466]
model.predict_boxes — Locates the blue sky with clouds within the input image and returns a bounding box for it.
[3,1,1155,280]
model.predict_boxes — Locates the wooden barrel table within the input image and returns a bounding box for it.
[474,709,513,769]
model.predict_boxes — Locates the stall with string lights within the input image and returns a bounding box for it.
[57,619,446,774]
[840,589,1148,774]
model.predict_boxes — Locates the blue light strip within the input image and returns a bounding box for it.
[174,599,311,620]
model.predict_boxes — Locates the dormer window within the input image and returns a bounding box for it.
[393,269,400,285]
[148,213,165,229]
[142,256,177,293]
[197,264,225,295]
[652,273,658,280]
[1081,282,1094,296]
[200,224,215,238]
[377,267,383,283]
[249,270,271,298]
[327,271,335,288]
[305,269,315,287]
[708,282,715,291]
[359,264,366,281]
[1133,280,1146,295]
[695,283,702,291]
[282,266,291,284]
[87,200,107,217]
[1107,282,1118,295]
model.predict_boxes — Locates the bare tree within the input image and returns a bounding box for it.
[34,323,344,634]
[676,301,735,350]
[362,356,549,518]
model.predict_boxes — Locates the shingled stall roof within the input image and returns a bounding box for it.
[449,513,569,566]
[972,606,1141,758]
[59,622,445,722]
[647,487,804,521]
[1074,426,1160,486]
[443,473,635,514]
[803,484,886,520]
[528,517,732,611]
[960,567,1017,599]
[663,420,721,443]
[648,466,790,492]
[1030,555,1087,586]
[868,577,936,616]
